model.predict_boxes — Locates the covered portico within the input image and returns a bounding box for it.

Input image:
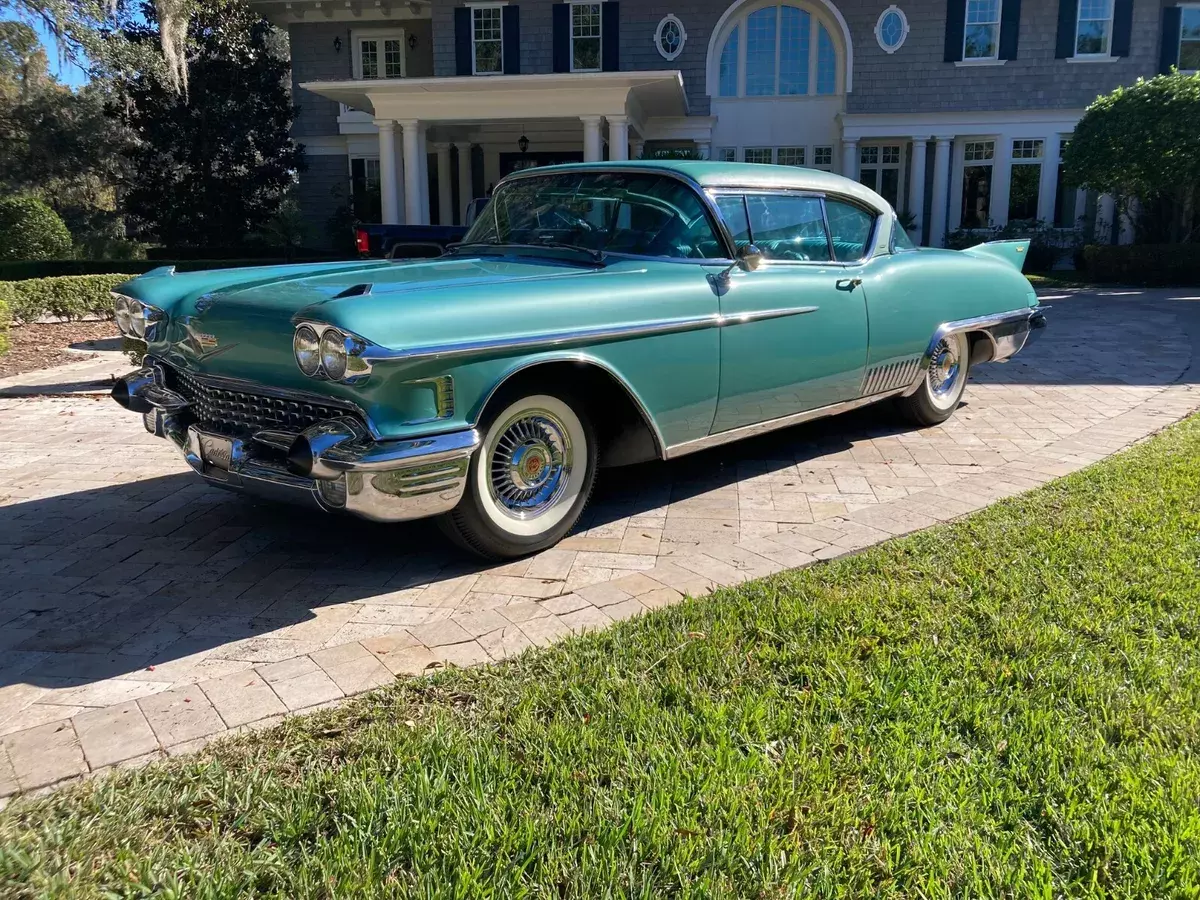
[299,71,695,226]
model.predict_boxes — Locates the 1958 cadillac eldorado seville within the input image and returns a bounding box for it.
[111,161,1045,559]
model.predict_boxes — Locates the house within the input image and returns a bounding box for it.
[249,0,1199,246]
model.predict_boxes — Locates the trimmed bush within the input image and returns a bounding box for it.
[6,274,134,325]
[1082,244,1200,286]
[0,197,73,261]
[0,292,11,357]
[0,256,347,281]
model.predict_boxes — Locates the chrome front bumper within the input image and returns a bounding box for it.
[113,365,479,523]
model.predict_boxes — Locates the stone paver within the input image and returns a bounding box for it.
[2,288,1200,797]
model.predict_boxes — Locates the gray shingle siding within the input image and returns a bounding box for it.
[296,154,348,249]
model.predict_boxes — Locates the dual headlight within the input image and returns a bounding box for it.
[113,294,166,341]
[293,323,372,383]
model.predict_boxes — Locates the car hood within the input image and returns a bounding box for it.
[135,255,646,386]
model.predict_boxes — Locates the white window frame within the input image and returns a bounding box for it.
[348,156,383,224]
[743,147,774,164]
[469,3,505,76]
[715,147,738,162]
[776,146,806,166]
[812,145,833,171]
[957,138,997,230]
[963,0,1002,61]
[1007,138,1044,223]
[858,143,904,211]
[715,1,842,99]
[568,0,603,74]
[352,29,407,80]
[1180,4,1200,74]
[1073,0,1114,58]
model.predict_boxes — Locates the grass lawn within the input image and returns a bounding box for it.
[1026,272,1093,289]
[4,419,1200,898]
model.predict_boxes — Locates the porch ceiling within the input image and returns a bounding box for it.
[298,71,688,125]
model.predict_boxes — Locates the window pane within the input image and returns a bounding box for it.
[964,23,998,58]
[1011,139,1043,160]
[716,195,752,247]
[384,39,403,77]
[1182,9,1200,70]
[719,26,739,96]
[892,217,916,250]
[474,7,503,73]
[351,158,382,223]
[817,24,837,94]
[778,6,810,95]
[744,195,829,261]
[776,147,805,166]
[1054,161,1074,228]
[1076,20,1109,55]
[744,148,773,164]
[962,165,993,228]
[572,3,601,70]
[858,170,878,192]
[824,199,874,261]
[745,7,777,96]
[361,39,378,79]
[965,0,1000,24]
[880,168,900,209]
[813,146,833,169]
[1009,164,1041,221]
[716,147,737,162]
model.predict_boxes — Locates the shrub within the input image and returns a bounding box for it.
[0,197,74,261]
[0,256,347,281]
[943,220,1082,273]
[6,274,134,325]
[0,291,11,357]
[1082,244,1200,286]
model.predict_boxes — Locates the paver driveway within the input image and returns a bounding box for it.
[1,288,1198,798]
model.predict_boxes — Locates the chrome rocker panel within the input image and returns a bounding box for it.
[113,365,479,523]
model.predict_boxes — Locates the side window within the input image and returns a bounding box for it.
[824,199,875,262]
[744,194,831,262]
[715,194,751,249]
[891,216,916,251]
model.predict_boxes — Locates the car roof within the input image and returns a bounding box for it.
[506,160,892,216]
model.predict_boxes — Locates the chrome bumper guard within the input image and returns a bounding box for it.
[904,306,1047,396]
[113,366,478,523]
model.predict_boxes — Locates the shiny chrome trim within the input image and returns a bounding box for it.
[360,305,819,366]
[292,321,372,383]
[902,307,1044,397]
[665,388,908,459]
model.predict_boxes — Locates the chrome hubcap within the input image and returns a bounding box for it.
[488,410,573,518]
[928,338,961,396]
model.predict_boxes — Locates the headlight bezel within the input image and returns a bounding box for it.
[112,293,166,342]
[293,324,322,377]
[293,321,373,384]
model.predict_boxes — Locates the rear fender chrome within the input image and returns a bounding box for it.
[903,307,1046,397]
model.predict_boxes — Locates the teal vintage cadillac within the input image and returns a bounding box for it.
[112,161,1045,559]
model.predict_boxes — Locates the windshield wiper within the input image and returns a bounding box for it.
[444,240,606,265]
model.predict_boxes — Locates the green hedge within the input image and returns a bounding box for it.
[1,274,133,325]
[1082,244,1200,286]
[0,256,349,281]
[0,294,10,357]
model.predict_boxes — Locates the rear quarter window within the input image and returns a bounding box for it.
[824,199,875,262]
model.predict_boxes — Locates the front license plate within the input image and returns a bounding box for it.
[198,434,235,472]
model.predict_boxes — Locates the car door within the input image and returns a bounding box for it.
[709,191,871,435]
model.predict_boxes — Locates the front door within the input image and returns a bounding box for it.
[710,191,870,434]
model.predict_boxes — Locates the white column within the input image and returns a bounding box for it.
[606,116,629,161]
[417,124,430,225]
[581,115,603,162]
[455,141,474,223]
[991,136,1013,227]
[1097,193,1116,244]
[930,136,952,249]
[630,138,645,160]
[399,119,423,228]
[374,119,400,225]
[909,136,929,242]
[841,139,858,180]
[1038,135,1061,224]
[434,142,453,225]
[695,141,709,160]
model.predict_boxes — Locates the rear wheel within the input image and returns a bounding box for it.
[894,331,969,426]
[440,392,597,560]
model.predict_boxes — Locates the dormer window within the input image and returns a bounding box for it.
[963,0,1001,60]
[1074,0,1113,56]
[472,5,504,75]
[353,30,406,79]
[570,2,602,71]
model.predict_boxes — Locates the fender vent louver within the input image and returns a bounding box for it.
[862,356,922,396]
[333,283,372,299]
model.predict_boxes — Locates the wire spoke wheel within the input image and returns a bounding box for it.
[488,410,573,519]
[927,337,961,399]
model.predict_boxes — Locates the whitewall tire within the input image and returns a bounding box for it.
[895,331,970,426]
[441,392,597,559]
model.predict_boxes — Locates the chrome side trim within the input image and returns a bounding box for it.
[861,356,921,396]
[902,307,1043,397]
[664,388,908,460]
[362,306,819,366]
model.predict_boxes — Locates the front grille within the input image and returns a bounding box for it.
[167,366,362,439]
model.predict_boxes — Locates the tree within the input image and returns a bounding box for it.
[117,0,304,249]
[1064,72,1200,244]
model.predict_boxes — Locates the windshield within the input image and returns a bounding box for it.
[461,171,726,260]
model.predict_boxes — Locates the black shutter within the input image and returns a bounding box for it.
[1110,0,1133,56]
[552,3,570,72]
[998,0,1021,59]
[503,5,520,73]
[601,2,620,71]
[944,0,965,62]
[1160,6,1183,72]
[454,7,472,76]
[1054,0,1076,58]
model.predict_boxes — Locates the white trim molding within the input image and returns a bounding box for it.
[874,6,909,54]
[654,14,687,61]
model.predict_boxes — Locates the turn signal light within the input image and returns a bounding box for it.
[355,228,370,255]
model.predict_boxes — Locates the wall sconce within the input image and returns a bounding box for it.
[333,36,342,53]
[408,33,418,50]
[517,134,529,153]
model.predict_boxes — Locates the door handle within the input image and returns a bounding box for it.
[836,277,862,291]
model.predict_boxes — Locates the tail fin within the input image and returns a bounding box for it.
[961,239,1030,272]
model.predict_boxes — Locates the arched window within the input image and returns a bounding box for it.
[714,1,844,98]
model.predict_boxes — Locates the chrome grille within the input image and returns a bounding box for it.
[168,367,361,439]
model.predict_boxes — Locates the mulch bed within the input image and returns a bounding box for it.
[0,321,121,379]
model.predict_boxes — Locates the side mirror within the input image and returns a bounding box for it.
[737,244,763,272]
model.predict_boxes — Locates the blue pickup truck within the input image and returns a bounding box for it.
[355,197,490,259]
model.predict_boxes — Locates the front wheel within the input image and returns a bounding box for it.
[440,392,597,560]
[894,331,970,426]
